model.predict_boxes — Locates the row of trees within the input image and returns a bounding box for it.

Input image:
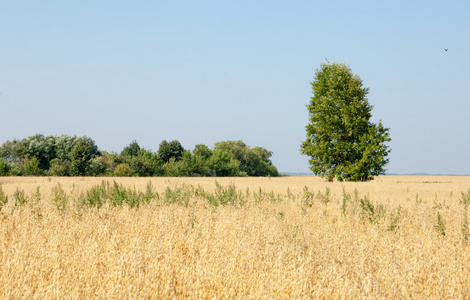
[0,134,279,177]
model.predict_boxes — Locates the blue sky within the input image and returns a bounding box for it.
[1,1,469,175]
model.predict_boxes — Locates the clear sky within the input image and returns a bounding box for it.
[1,1,469,175]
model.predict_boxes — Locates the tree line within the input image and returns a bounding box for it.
[0,134,280,177]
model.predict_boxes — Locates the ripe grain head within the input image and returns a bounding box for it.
[1,176,469,298]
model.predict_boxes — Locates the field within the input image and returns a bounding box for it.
[1,175,470,298]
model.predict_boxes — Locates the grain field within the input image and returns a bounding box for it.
[1,176,470,298]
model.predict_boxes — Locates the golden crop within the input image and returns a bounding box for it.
[1,176,469,298]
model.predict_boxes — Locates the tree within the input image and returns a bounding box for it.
[207,149,240,176]
[300,62,391,181]
[0,138,27,163]
[23,156,42,176]
[137,149,164,176]
[48,158,70,176]
[193,144,212,160]
[158,140,184,163]
[70,138,93,176]
[0,159,10,176]
[214,141,279,176]
[121,140,141,157]
[0,134,101,174]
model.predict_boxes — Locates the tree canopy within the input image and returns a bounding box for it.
[0,134,280,177]
[300,62,391,181]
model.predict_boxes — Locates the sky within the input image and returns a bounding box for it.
[1,1,469,175]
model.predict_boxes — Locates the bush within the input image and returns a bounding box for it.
[88,156,109,176]
[23,157,42,176]
[113,163,136,177]
[48,158,70,176]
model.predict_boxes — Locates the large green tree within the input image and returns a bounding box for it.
[300,62,391,181]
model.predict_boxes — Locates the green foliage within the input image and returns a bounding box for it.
[205,181,245,206]
[80,181,155,208]
[302,186,315,207]
[137,149,164,176]
[214,141,279,177]
[359,195,386,224]
[460,188,470,242]
[24,134,54,170]
[14,187,27,207]
[52,183,68,212]
[182,150,210,176]
[0,134,280,177]
[121,140,141,157]
[341,188,350,216]
[48,158,70,176]
[70,139,93,176]
[30,187,43,219]
[316,187,331,204]
[113,163,137,177]
[253,187,267,203]
[193,144,212,160]
[0,159,10,176]
[460,188,470,210]
[415,193,423,205]
[434,212,446,236]
[462,212,468,242]
[0,185,7,211]
[164,184,192,207]
[0,138,27,164]
[85,182,108,208]
[158,140,184,163]
[388,206,402,231]
[300,62,391,181]
[0,134,100,176]
[54,135,100,162]
[88,156,109,176]
[23,156,42,176]
[167,150,213,177]
[109,182,144,208]
[8,164,23,176]
[144,181,158,204]
[207,150,240,176]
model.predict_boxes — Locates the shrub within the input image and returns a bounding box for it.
[205,181,244,206]
[14,188,27,207]
[85,182,108,208]
[113,163,136,177]
[359,195,386,224]
[23,157,42,176]
[48,158,70,176]
[164,185,192,207]
[434,212,446,236]
[52,183,67,212]
[89,156,109,176]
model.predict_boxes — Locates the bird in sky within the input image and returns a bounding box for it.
[445,48,448,51]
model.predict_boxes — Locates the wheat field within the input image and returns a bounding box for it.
[1,175,470,299]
